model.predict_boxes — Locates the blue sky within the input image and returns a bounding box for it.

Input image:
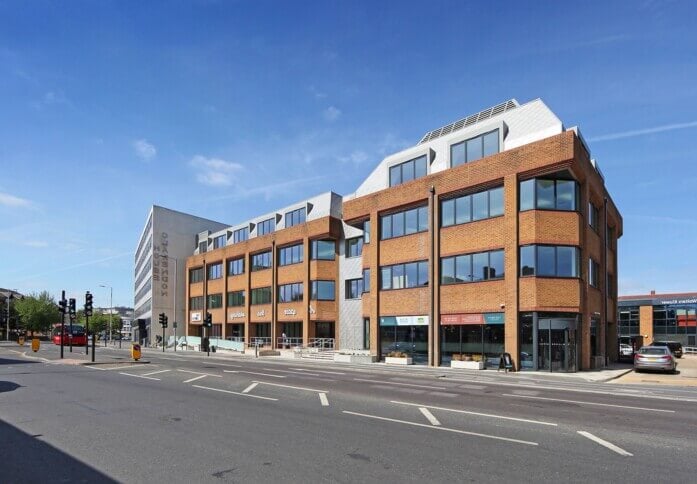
[1,0,695,307]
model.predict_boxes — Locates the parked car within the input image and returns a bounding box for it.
[619,344,634,357]
[650,341,683,358]
[634,346,677,373]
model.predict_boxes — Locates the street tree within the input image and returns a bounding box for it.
[15,291,60,337]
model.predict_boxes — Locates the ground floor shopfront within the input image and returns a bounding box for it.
[377,312,583,372]
[618,292,697,347]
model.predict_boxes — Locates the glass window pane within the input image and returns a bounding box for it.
[405,263,418,288]
[414,156,427,179]
[455,254,471,283]
[364,220,371,243]
[441,200,455,227]
[520,180,535,211]
[556,180,576,210]
[451,142,465,167]
[418,206,428,232]
[418,261,428,286]
[557,246,577,277]
[390,165,401,187]
[381,267,392,290]
[441,257,455,284]
[520,246,535,276]
[472,191,489,221]
[318,281,334,300]
[466,137,483,162]
[405,209,418,235]
[455,196,471,224]
[536,180,555,209]
[537,246,556,276]
[472,252,488,282]
[489,250,504,279]
[392,264,404,289]
[392,212,404,238]
[316,240,334,260]
[381,215,392,240]
[489,187,504,217]
[483,130,499,157]
[402,161,414,183]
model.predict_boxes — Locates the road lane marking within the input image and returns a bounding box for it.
[577,431,633,457]
[291,368,346,375]
[503,394,676,413]
[176,369,222,378]
[354,378,447,390]
[119,372,161,381]
[242,382,258,394]
[183,375,208,383]
[224,370,286,379]
[253,381,328,393]
[392,401,558,426]
[106,364,151,371]
[319,393,329,406]
[192,385,278,401]
[85,365,107,370]
[143,370,171,376]
[419,407,441,426]
[342,411,538,446]
[260,368,322,377]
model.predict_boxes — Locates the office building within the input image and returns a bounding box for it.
[618,291,697,347]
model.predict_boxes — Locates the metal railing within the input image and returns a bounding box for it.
[226,336,245,342]
[684,346,697,355]
[277,337,303,348]
[247,337,272,348]
[308,338,335,350]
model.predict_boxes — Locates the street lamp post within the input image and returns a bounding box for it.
[99,284,113,347]
[5,292,15,341]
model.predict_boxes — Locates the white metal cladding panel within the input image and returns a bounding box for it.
[338,222,365,350]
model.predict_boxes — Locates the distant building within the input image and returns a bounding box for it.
[133,206,227,345]
[619,291,697,347]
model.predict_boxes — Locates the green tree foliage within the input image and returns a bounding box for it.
[78,311,121,336]
[15,291,60,336]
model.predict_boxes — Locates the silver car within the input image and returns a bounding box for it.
[634,346,677,373]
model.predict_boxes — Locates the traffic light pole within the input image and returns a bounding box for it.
[91,323,96,362]
[60,291,66,359]
[85,314,89,355]
[162,323,165,353]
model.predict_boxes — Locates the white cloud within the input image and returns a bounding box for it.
[0,192,33,208]
[339,150,369,165]
[133,139,157,161]
[189,155,244,187]
[588,120,697,142]
[323,106,342,122]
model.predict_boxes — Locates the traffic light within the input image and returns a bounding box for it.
[68,298,76,320]
[58,297,67,314]
[84,291,93,317]
[159,312,168,328]
[204,312,212,328]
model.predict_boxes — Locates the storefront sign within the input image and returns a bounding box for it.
[380,316,429,326]
[440,313,505,325]
[153,231,169,299]
[283,309,296,316]
[229,312,245,319]
[191,312,201,322]
[658,298,697,305]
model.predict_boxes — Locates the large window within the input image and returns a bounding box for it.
[251,287,272,305]
[227,290,245,307]
[207,293,223,309]
[589,201,599,232]
[198,241,208,253]
[519,178,578,211]
[441,186,503,227]
[189,296,203,310]
[519,245,580,277]
[311,280,335,300]
[227,257,244,276]
[278,283,303,303]
[389,155,428,187]
[589,259,600,288]
[450,129,499,167]
[346,237,363,258]
[380,206,428,240]
[363,268,371,293]
[232,227,249,244]
[618,306,640,337]
[345,279,363,299]
[380,260,428,290]
[189,267,204,283]
[257,218,275,236]
[251,251,272,271]
[213,234,226,249]
[311,240,335,260]
[279,244,303,266]
[285,207,306,228]
[441,250,504,284]
[364,220,371,244]
[207,262,223,280]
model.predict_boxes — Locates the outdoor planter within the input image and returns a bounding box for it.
[451,360,485,370]
[334,353,376,364]
[385,356,413,365]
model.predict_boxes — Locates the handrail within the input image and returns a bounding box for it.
[308,337,335,350]
[247,337,272,348]
[684,346,697,354]
[276,336,303,348]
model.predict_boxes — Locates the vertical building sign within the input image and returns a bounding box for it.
[153,232,169,302]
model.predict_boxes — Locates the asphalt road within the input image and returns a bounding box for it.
[1,343,696,483]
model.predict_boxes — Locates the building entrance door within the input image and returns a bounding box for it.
[538,319,578,372]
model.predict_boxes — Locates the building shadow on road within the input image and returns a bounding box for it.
[0,381,21,393]
[0,419,118,483]
[0,356,39,366]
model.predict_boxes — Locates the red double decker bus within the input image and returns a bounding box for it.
[52,323,88,346]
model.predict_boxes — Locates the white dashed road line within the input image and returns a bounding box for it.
[242,382,258,394]
[353,378,447,390]
[183,374,209,383]
[143,369,171,376]
[253,381,328,393]
[291,368,346,375]
[503,394,676,413]
[319,393,329,406]
[119,372,161,381]
[342,411,538,446]
[577,431,633,457]
[176,369,222,378]
[192,385,278,401]
[224,370,286,379]
[419,407,441,426]
[392,401,558,426]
